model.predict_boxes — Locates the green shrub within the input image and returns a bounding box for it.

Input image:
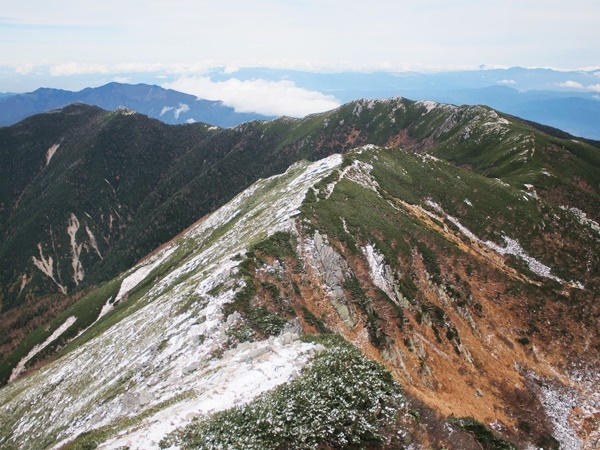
[450,417,516,450]
[301,307,330,334]
[160,338,404,449]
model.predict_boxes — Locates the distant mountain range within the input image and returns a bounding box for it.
[0,82,272,127]
[2,66,600,139]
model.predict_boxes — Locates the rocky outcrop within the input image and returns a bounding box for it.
[301,231,356,327]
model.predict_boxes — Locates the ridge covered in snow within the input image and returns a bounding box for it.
[0,156,342,449]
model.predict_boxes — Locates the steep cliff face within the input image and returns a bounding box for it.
[0,141,597,449]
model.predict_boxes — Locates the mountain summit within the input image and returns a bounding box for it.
[0,98,598,449]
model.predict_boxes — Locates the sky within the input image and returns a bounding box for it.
[1,0,599,115]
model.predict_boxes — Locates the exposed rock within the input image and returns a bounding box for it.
[313,232,347,298]
[362,244,397,300]
[182,362,204,374]
[226,311,242,326]
[302,231,356,328]
[121,391,153,413]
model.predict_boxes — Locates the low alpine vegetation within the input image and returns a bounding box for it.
[159,336,405,449]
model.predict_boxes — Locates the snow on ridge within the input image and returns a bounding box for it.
[320,155,378,200]
[115,106,136,115]
[483,236,563,283]
[345,160,379,193]
[416,100,438,113]
[0,153,343,450]
[100,332,317,449]
[561,206,600,235]
[425,200,567,284]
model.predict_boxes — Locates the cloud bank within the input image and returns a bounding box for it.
[559,80,585,89]
[164,77,341,118]
[558,80,600,92]
[588,84,600,93]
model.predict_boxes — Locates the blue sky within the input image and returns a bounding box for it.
[1,1,599,115]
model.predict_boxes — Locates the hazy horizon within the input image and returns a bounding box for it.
[2,1,599,119]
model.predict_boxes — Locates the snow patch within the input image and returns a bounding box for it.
[97,297,116,320]
[484,236,563,283]
[347,160,377,191]
[416,100,438,113]
[561,206,600,235]
[537,380,583,450]
[426,200,566,284]
[115,246,177,303]
[9,316,77,383]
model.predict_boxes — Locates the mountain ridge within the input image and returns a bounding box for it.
[0,82,273,128]
[0,140,597,448]
[1,98,598,379]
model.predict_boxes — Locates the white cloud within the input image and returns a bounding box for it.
[173,103,190,119]
[222,65,240,75]
[558,81,600,92]
[558,80,585,89]
[46,62,215,77]
[14,63,36,75]
[498,79,516,85]
[50,63,110,76]
[163,76,341,117]
[160,103,191,119]
[160,106,173,116]
[588,84,600,92]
